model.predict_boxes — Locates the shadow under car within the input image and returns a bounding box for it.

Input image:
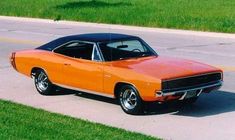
[50,87,235,117]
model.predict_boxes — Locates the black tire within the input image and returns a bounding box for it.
[118,85,143,115]
[34,69,55,95]
[182,97,198,105]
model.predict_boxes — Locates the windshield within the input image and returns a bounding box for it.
[98,39,156,61]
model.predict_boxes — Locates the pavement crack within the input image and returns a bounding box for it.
[7,29,16,32]
[167,41,235,50]
[218,42,235,46]
[55,27,71,30]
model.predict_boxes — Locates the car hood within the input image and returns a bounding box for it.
[111,56,221,80]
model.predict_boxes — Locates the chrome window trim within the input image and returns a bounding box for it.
[92,44,103,62]
[96,43,105,61]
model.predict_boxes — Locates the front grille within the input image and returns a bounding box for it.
[162,73,222,92]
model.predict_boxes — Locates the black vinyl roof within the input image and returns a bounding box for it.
[37,33,139,51]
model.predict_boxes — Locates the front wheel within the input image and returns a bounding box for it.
[34,69,55,95]
[118,85,143,115]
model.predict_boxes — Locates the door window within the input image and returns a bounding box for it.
[54,41,94,60]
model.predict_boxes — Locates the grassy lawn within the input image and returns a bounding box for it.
[0,0,234,33]
[0,100,159,140]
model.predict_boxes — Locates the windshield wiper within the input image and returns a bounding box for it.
[119,57,133,60]
[118,53,153,60]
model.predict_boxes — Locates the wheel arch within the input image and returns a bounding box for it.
[114,82,138,98]
[31,67,47,78]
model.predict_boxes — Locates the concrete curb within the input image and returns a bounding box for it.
[0,15,235,39]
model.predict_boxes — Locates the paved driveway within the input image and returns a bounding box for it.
[0,17,235,140]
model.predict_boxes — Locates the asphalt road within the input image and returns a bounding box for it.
[0,16,235,140]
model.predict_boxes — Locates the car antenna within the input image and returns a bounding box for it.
[109,32,113,67]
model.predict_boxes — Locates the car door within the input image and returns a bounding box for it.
[53,41,104,93]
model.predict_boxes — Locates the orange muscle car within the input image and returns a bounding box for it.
[10,33,223,114]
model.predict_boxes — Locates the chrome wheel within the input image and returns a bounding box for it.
[33,69,55,95]
[120,89,137,110]
[119,85,143,115]
[36,71,49,92]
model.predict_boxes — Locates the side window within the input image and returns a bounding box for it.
[54,41,94,60]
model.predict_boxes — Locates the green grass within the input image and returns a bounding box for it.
[0,100,159,140]
[0,0,235,33]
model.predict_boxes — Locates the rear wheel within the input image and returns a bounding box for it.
[118,85,143,115]
[34,69,55,95]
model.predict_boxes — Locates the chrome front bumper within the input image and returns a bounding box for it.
[156,81,223,100]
